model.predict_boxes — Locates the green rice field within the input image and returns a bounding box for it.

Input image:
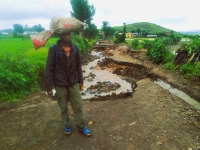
[125,37,155,44]
[0,36,58,56]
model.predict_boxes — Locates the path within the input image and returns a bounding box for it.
[0,44,200,150]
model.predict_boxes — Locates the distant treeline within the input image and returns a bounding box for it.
[0,24,45,34]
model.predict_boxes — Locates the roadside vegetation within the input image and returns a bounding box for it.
[125,32,200,80]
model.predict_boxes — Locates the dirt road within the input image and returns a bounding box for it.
[0,45,200,150]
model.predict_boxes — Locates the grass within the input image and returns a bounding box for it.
[0,36,59,102]
[0,36,58,52]
[0,37,59,63]
[125,37,155,45]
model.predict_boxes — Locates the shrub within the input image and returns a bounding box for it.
[114,33,125,44]
[148,39,169,63]
[164,61,176,71]
[70,33,96,54]
[163,52,175,63]
[0,54,39,101]
[179,62,200,79]
[142,40,153,50]
[130,39,139,49]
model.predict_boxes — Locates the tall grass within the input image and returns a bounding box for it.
[0,37,58,102]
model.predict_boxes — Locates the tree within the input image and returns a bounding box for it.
[168,30,182,44]
[101,21,115,39]
[136,28,141,34]
[131,30,136,33]
[114,32,125,44]
[70,0,95,25]
[123,23,126,33]
[114,23,126,44]
[141,29,148,37]
[84,23,99,40]
[24,24,28,31]
[13,24,24,33]
[32,24,45,32]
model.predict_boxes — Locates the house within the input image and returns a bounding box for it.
[22,31,38,35]
[147,35,157,38]
[117,32,123,35]
[132,33,138,37]
[126,32,132,38]
[1,32,9,35]
[0,32,13,37]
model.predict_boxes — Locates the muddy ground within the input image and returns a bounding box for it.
[0,44,200,150]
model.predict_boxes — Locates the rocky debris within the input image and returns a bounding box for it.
[92,40,117,50]
[80,79,134,101]
[88,72,96,79]
[101,49,114,57]
[115,45,132,55]
[81,52,100,65]
[98,40,113,44]
[84,72,96,82]
[87,90,133,101]
[98,58,150,81]
[86,81,121,94]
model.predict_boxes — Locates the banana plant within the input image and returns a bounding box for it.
[187,36,200,63]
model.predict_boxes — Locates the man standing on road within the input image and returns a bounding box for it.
[45,31,92,137]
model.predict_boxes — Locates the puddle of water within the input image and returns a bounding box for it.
[81,51,132,99]
[154,79,200,111]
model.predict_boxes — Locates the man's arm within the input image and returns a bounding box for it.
[45,46,56,92]
[75,45,84,85]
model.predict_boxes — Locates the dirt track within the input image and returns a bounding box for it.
[0,45,200,150]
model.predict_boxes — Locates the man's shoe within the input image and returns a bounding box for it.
[64,127,72,135]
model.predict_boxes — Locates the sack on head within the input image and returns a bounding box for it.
[30,17,86,50]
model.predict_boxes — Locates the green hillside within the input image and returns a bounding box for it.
[113,22,173,34]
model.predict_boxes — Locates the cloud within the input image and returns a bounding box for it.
[0,0,72,29]
[89,0,200,31]
[0,0,200,31]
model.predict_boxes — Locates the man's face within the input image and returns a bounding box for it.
[59,32,71,44]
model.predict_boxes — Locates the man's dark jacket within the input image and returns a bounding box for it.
[45,40,83,91]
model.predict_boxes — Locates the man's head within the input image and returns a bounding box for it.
[58,32,71,44]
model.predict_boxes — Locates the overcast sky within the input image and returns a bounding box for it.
[0,0,200,32]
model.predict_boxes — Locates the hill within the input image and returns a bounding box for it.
[112,22,173,34]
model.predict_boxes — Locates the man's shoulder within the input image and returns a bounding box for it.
[50,42,60,50]
[71,43,78,51]
[50,39,61,49]
[71,42,77,47]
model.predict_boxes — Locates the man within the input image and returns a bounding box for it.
[45,32,92,137]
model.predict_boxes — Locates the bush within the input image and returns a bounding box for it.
[164,61,176,71]
[179,62,200,79]
[114,33,125,44]
[163,52,175,63]
[130,39,139,49]
[142,40,153,50]
[70,33,96,54]
[148,39,169,63]
[0,54,39,101]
